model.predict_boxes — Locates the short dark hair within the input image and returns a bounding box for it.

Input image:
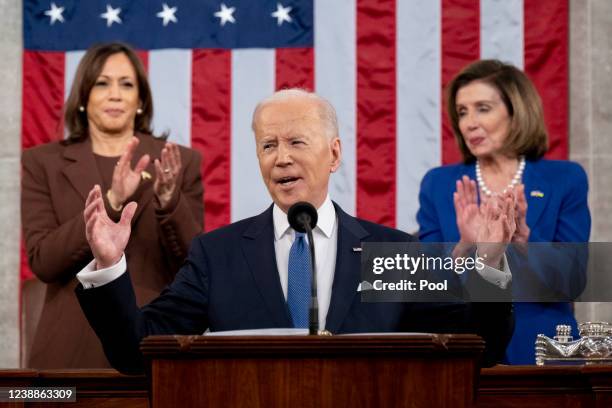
[64,42,153,140]
[447,59,548,163]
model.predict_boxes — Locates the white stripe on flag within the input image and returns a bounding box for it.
[149,49,192,146]
[64,51,86,138]
[314,0,357,216]
[231,49,275,222]
[65,50,86,102]
[480,0,524,69]
[396,0,441,234]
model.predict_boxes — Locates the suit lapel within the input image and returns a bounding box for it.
[325,204,370,333]
[523,161,550,229]
[241,206,293,327]
[61,138,103,201]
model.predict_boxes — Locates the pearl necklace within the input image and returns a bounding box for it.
[475,156,525,197]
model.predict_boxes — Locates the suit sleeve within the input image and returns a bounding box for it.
[21,149,92,283]
[154,147,204,275]
[554,163,591,242]
[417,169,444,242]
[510,163,591,300]
[76,236,210,374]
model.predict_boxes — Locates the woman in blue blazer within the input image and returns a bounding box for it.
[417,60,591,364]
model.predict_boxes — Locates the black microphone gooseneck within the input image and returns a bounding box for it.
[287,202,319,335]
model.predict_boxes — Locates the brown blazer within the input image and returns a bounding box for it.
[21,133,204,368]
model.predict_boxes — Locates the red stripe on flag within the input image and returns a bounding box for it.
[191,49,232,231]
[524,0,568,160]
[21,51,65,281]
[275,48,315,91]
[136,50,149,73]
[441,0,480,165]
[356,0,396,227]
[22,51,65,149]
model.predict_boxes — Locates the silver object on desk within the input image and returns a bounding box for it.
[535,322,612,365]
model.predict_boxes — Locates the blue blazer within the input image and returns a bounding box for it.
[77,203,513,373]
[417,159,591,364]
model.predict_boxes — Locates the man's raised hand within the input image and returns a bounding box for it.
[84,185,137,269]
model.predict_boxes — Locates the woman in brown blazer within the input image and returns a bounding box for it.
[21,42,204,368]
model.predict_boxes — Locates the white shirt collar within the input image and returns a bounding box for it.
[273,195,336,240]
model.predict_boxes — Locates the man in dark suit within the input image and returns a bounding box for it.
[77,89,515,374]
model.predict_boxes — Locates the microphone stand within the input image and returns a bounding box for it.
[298,213,318,335]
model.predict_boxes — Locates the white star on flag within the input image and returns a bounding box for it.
[214,3,236,26]
[100,4,122,27]
[156,3,178,26]
[44,2,65,25]
[271,3,292,26]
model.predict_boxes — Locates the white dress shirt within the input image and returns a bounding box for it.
[78,253,127,289]
[273,195,337,329]
[475,250,512,289]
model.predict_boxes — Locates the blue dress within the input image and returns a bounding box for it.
[417,159,591,364]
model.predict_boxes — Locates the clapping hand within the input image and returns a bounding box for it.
[476,192,517,268]
[454,175,481,244]
[452,176,481,257]
[453,176,517,266]
[153,142,182,209]
[512,184,530,244]
[84,185,137,269]
[107,137,150,210]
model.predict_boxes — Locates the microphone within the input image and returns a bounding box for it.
[287,202,319,335]
[288,202,318,233]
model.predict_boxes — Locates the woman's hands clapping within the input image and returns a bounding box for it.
[453,175,518,268]
[107,137,150,210]
[512,184,530,244]
[106,137,182,211]
[454,176,481,245]
[153,142,182,209]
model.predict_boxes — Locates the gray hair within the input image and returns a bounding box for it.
[251,88,339,140]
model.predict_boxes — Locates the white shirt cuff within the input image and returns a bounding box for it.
[76,254,127,289]
[475,252,512,289]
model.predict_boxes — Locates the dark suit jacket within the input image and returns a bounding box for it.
[22,133,204,368]
[417,159,590,364]
[77,203,513,374]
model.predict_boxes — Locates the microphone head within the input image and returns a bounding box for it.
[287,202,318,233]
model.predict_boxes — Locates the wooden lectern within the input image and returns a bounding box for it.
[141,334,484,408]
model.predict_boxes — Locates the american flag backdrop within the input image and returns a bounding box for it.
[21,0,568,280]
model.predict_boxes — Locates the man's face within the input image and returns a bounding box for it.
[254,98,341,213]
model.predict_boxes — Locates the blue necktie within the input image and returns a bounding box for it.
[287,232,311,328]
